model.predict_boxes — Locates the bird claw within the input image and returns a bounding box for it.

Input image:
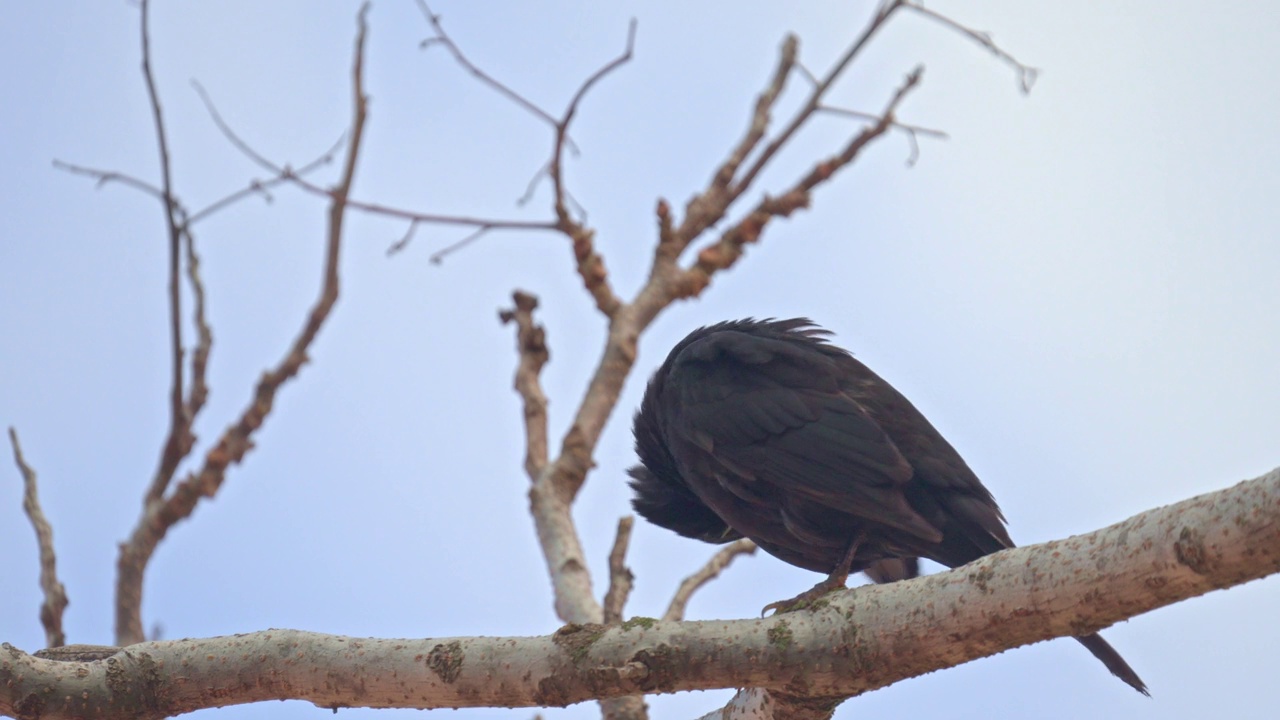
[761,577,846,616]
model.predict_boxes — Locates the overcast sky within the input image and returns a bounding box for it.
[2,2,1278,719]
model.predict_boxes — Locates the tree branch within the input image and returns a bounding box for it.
[673,66,925,299]
[499,291,550,481]
[903,0,1038,92]
[415,0,576,150]
[8,428,68,649]
[113,2,372,646]
[603,516,636,624]
[664,539,758,622]
[137,0,194,509]
[413,3,633,315]
[181,222,211,432]
[6,468,1277,717]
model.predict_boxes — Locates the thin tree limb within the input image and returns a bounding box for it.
[415,0,577,153]
[673,67,925,299]
[665,0,906,249]
[54,143,340,231]
[547,19,635,318]
[181,224,211,427]
[903,0,1038,92]
[603,516,636,624]
[664,539,758,622]
[50,160,166,199]
[138,0,194,509]
[194,82,559,240]
[113,2,372,647]
[184,128,345,226]
[8,428,68,649]
[498,291,550,481]
[6,468,1279,717]
[411,4,633,314]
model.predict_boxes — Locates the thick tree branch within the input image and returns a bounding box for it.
[113,3,372,647]
[6,468,1277,717]
[8,428,68,649]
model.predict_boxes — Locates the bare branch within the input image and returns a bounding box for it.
[7,467,1280,716]
[184,128,345,226]
[603,516,636,624]
[664,539,757,622]
[137,0,194,510]
[903,0,1038,92]
[412,5,633,313]
[549,17,637,216]
[8,428,68,649]
[54,137,341,230]
[817,105,947,139]
[415,1,577,154]
[696,689,838,720]
[195,83,560,243]
[723,1,900,206]
[427,226,494,263]
[502,298,642,720]
[114,2,373,647]
[663,1,905,266]
[498,291,550,481]
[181,227,212,430]
[543,20,635,318]
[50,160,166,200]
[708,35,799,203]
[673,67,926,299]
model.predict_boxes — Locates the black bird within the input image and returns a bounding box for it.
[628,318,1147,694]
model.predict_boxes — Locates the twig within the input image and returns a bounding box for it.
[138,0,194,509]
[53,149,336,231]
[50,160,166,200]
[603,516,635,624]
[182,226,211,424]
[498,291,550,481]
[549,18,636,214]
[664,0,994,256]
[663,539,757,622]
[725,1,902,207]
[194,83,559,242]
[708,35,799,205]
[412,5,633,314]
[184,128,346,226]
[547,21,635,318]
[114,2,373,647]
[422,226,480,262]
[816,105,947,139]
[818,104,947,166]
[415,1,578,155]
[9,428,69,648]
[674,66,927,298]
[903,0,1038,92]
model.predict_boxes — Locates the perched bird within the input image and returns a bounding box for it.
[629,318,1147,694]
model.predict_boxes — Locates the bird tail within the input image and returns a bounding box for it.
[1075,633,1149,696]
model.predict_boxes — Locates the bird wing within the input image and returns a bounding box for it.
[838,356,1015,555]
[664,329,943,543]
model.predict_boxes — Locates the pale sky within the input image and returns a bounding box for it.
[2,2,1278,719]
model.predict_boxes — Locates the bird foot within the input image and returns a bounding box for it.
[761,576,847,616]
